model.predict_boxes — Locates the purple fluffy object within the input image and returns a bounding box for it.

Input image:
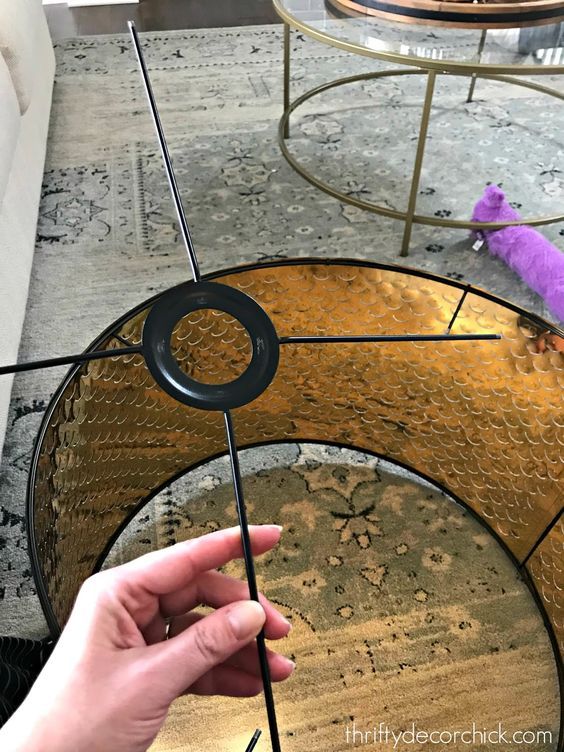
[471,185,564,322]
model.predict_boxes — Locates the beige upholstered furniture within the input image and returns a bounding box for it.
[0,0,55,460]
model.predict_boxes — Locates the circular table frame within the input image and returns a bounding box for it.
[274,1,564,255]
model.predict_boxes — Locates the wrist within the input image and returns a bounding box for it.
[0,697,70,752]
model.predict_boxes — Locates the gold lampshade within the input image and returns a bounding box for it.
[28,260,563,664]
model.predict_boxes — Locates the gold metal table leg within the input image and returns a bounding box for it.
[283,23,291,139]
[401,69,437,257]
[277,65,564,255]
[467,30,488,104]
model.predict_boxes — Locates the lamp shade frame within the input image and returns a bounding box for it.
[25,258,564,745]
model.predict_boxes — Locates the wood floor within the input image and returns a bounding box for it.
[45,0,280,41]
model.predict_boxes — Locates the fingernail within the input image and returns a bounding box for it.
[228,601,266,640]
[283,618,292,633]
[248,524,282,533]
[282,657,296,672]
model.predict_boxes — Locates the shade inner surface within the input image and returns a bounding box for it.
[104,446,560,752]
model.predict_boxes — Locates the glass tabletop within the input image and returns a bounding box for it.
[274,0,564,73]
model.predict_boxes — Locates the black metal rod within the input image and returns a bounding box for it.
[114,332,135,347]
[279,333,500,344]
[128,21,201,283]
[0,346,142,376]
[521,509,563,568]
[245,729,262,752]
[446,284,471,334]
[223,411,282,752]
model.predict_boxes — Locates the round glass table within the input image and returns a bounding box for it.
[273,0,564,255]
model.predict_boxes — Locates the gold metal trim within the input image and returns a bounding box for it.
[466,29,488,102]
[278,62,564,254]
[273,0,564,74]
[401,69,437,256]
[328,0,564,31]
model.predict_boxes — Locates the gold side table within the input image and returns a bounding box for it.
[273,0,564,255]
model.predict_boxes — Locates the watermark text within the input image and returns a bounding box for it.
[344,722,552,747]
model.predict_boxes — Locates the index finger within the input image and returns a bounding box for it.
[114,525,282,595]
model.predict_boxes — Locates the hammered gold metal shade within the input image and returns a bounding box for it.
[528,514,564,657]
[28,260,563,661]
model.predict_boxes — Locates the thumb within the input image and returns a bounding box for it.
[146,600,266,698]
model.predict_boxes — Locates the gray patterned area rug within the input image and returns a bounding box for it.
[0,25,563,643]
[107,448,560,751]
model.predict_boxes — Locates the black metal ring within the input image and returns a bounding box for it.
[142,281,280,411]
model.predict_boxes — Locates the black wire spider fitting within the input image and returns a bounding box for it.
[0,20,503,752]
[246,729,263,752]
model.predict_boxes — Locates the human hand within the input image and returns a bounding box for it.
[1,525,294,752]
